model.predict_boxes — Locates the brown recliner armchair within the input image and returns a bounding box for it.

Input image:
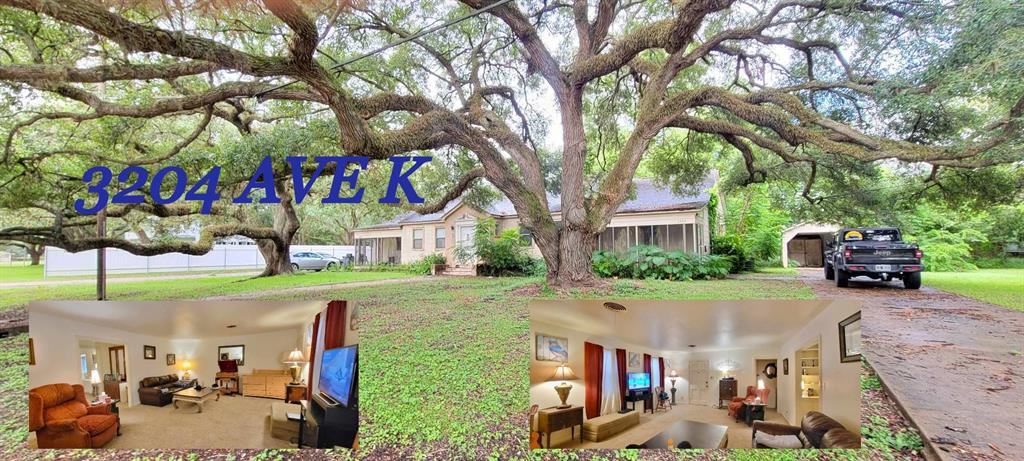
[753,411,861,448]
[29,383,119,448]
[728,385,756,417]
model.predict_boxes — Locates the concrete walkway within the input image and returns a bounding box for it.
[0,270,261,288]
[794,268,1023,461]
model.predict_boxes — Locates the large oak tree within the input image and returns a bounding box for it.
[0,0,1020,286]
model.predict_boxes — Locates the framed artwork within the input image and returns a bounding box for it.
[143,345,156,360]
[219,344,245,366]
[839,311,862,363]
[166,353,176,366]
[28,338,35,366]
[628,352,641,368]
[535,334,568,362]
[783,358,789,375]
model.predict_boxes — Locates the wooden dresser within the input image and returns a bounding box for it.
[537,406,583,448]
[718,379,737,408]
[241,369,291,399]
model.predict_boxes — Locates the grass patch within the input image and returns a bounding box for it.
[0,270,412,312]
[924,269,1024,312]
[753,266,798,276]
[862,416,925,454]
[0,264,44,282]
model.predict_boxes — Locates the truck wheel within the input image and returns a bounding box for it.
[835,266,849,288]
[825,263,834,280]
[903,271,921,289]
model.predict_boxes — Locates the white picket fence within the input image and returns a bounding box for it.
[43,244,354,277]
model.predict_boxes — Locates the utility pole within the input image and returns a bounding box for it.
[97,209,106,300]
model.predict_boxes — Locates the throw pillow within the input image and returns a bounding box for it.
[797,431,811,448]
[754,432,804,449]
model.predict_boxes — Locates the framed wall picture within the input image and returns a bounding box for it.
[535,334,568,362]
[218,344,245,366]
[28,338,35,366]
[166,353,176,366]
[144,345,156,360]
[628,352,641,368]
[839,311,862,363]
[783,358,789,375]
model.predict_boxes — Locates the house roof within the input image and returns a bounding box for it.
[358,172,717,230]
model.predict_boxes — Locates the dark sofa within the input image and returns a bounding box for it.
[138,375,196,406]
[752,411,861,448]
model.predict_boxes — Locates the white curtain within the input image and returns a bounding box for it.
[600,349,621,415]
[652,357,662,393]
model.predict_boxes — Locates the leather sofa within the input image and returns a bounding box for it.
[29,383,119,448]
[138,375,196,406]
[753,411,861,448]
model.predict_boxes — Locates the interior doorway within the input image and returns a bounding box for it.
[688,360,710,405]
[76,337,129,404]
[754,358,778,409]
[795,339,822,420]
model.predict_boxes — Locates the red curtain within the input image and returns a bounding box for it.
[658,357,665,392]
[615,349,627,403]
[643,354,652,394]
[584,342,603,419]
[306,312,321,395]
[323,300,347,349]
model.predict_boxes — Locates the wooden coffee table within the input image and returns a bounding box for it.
[172,388,219,413]
[642,419,728,449]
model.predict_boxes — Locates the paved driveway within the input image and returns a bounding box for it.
[796,268,1023,461]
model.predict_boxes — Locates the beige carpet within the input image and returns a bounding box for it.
[552,404,789,449]
[104,395,294,449]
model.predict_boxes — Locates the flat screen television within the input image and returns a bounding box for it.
[318,345,357,407]
[627,372,650,391]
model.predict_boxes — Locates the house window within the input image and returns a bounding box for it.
[520,229,533,245]
[412,229,424,250]
[435,228,446,249]
[80,353,89,380]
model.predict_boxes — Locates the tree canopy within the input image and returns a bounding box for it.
[0,0,1020,285]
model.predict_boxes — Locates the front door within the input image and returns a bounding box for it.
[455,221,477,266]
[689,360,710,405]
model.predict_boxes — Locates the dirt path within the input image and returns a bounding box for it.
[199,275,432,300]
[795,268,1023,461]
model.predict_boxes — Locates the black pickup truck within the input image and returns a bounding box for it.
[824,227,924,289]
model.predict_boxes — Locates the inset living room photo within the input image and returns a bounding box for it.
[27,300,358,449]
[529,300,861,450]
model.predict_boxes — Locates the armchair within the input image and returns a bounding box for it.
[653,387,670,412]
[29,383,119,448]
[727,386,756,417]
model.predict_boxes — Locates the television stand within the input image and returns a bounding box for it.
[624,389,653,414]
[299,396,358,448]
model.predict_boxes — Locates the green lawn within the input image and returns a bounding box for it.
[925,269,1024,312]
[0,270,412,312]
[0,264,43,282]
[0,264,263,283]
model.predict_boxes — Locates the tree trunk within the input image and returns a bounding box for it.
[27,243,43,265]
[257,182,301,277]
[547,228,598,287]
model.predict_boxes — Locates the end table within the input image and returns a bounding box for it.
[286,383,308,403]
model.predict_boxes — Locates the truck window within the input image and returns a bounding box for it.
[843,229,900,242]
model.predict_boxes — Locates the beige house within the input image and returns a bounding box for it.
[352,174,716,266]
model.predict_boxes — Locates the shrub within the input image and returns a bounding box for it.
[711,234,755,273]
[408,253,446,275]
[911,229,982,272]
[592,245,731,281]
[454,218,538,276]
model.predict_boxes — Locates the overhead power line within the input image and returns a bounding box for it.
[255,0,516,99]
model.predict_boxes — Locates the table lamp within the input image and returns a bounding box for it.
[548,363,578,409]
[285,348,306,384]
[756,378,765,404]
[182,359,193,380]
[89,369,102,397]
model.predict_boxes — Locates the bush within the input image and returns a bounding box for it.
[911,229,981,272]
[711,234,755,273]
[592,245,731,281]
[454,218,538,276]
[974,256,1024,269]
[407,253,446,275]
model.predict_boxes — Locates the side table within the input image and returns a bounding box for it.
[744,403,766,426]
[537,406,583,448]
[286,383,308,403]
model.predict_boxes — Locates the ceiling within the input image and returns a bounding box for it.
[530,299,836,352]
[31,300,325,339]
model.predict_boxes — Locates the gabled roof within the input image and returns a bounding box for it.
[358,171,717,230]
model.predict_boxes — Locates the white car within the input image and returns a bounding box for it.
[290,252,342,271]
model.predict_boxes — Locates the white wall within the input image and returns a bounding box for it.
[168,328,303,386]
[530,320,670,447]
[30,311,177,407]
[777,303,861,434]
[664,347,779,408]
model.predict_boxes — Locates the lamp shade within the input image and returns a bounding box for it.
[548,363,578,382]
[182,360,192,370]
[285,348,306,364]
[669,369,679,379]
[89,369,101,384]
